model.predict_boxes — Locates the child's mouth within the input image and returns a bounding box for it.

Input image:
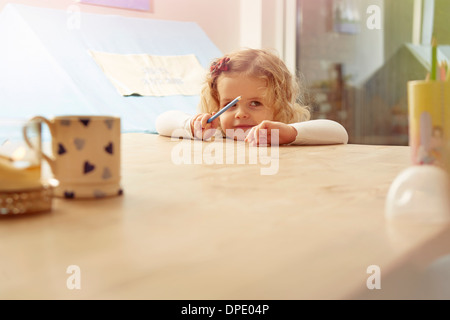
[224,126,254,141]
[232,125,254,131]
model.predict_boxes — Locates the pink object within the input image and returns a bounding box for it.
[80,0,150,11]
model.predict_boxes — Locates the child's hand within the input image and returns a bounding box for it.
[190,113,220,140]
[245,121,297,146]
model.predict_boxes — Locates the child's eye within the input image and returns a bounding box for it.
[225,104,237,111]
[249,101,262,107]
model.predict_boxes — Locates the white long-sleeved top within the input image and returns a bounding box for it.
[155,110,349,145]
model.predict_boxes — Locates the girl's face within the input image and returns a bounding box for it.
[217,75,274,140]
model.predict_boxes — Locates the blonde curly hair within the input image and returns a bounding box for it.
[199,48,310,124]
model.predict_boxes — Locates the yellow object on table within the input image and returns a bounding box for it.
[0,156,41,191]
[0,157,52,216]
[0,117,52,215]
[407,80,450,167]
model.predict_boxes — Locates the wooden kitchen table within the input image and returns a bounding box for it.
[1,133,449,300]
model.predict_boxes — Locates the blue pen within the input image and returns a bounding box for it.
[207,96,241,123]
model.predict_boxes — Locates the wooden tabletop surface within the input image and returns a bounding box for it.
[1,133,449,299]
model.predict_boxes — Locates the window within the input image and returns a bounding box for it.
[296,0,449,145]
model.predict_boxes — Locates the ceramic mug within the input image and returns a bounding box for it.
[25,115,123,199]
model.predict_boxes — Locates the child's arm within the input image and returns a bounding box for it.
[155,110,194,139]
[155,110,220,140]
[245,119,348,146]
[289,119,349,145]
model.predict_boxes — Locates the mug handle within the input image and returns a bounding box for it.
[23,116,56,172]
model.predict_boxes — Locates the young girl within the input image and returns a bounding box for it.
[156,48,348,146]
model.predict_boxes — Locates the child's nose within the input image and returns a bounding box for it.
[234,105,249,118]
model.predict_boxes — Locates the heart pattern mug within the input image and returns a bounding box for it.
[25,115,123,199]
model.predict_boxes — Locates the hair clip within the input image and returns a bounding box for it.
[210,57,230,77]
